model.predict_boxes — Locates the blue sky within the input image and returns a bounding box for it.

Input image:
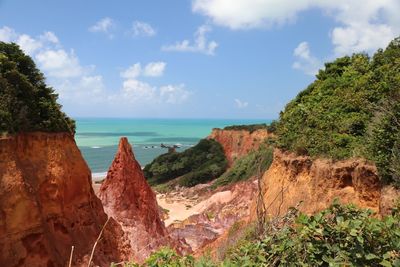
[0,0,399,119]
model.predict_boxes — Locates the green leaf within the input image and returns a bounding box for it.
[365,253,379,260]
[380,260,393,267]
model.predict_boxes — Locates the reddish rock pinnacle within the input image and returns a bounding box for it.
[99,137,169,261]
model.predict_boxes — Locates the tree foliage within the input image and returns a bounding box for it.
[276,37,400,185]
[144,139,227,187]
[0,42,75,134]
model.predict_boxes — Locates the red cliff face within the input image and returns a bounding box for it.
[99,137,172,262]
[0,133,128,267]
[208,129,270,166]
[254,149,387,219]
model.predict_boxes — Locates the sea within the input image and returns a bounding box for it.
[75,118,271,179]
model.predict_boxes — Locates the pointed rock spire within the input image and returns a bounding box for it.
[99,137,169,261]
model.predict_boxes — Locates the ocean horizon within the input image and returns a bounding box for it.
[75,118,272,177]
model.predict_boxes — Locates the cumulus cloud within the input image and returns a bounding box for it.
[122,79,156,101]
[120,63,142,79]
[143,62,166,77]
[130,21,156,37]
[36,49,86,78]
[162,25,218,55]
[234,98,249,109]
[119,63,190,105]
[40,31,59,44]
[160,84,191,104]
[192,0,400,56]
[0,26,17,42]
[89,17,115,38]
[16,34,42,54]
[292,42,320,76]
[120,61,166,79]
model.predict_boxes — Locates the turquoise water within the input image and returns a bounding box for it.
[75,118,271,176]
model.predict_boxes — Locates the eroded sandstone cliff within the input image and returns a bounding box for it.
[208,128,270,166]
[0,133,128,267]
[99,137,176,262]
[257,149,386,218]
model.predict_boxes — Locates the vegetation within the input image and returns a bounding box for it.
[276,37,400,185]
[222,123,269,133]
[118,200,400,266]
[212,142,273,188]
[0,42,75,134]
[144,139,227,187]
[368,90,400,186]
[227,200,400,266]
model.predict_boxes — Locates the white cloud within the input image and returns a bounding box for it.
[192,0,400,56]
[120,63,142,79]
[122,79,156,101]
[119,63,190,105]
[162,25,218,55]
[40,31,59,44]
[131,21,156,37]
[120,61,166,79]
[234,98,248,109]
[16,34,42,54]
[0,26,17,42]
[160,84,190,104]
[143,62,166,77]
[89,17,115,38]
[35,49,85,78]
[292,42,320,76]
[331,23,395,56]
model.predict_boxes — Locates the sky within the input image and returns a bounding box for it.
[0,0,399,119]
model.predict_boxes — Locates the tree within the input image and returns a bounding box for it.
[0,42,75,134]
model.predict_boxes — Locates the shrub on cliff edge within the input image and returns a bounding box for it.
[0,42,75,134]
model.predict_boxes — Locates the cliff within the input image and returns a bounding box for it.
[0,133,129,267]
[208,128,270,166]
[99,137,173,262]
[256,149,397,218]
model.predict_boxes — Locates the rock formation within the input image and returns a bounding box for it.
[208,128,270,166]
[0,133,129,267]
[256,149,383,218]
[164,180,258,253]
[99,137,173,262]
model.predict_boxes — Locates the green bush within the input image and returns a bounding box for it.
[222,123,268,133]
[212,143,273,188]
[144,139,227,187]
[276,37,400,185]
[367,90,400,187]
[0,42,75,134]
[227,200,400,266]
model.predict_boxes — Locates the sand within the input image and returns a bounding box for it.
[157,190,233,226]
